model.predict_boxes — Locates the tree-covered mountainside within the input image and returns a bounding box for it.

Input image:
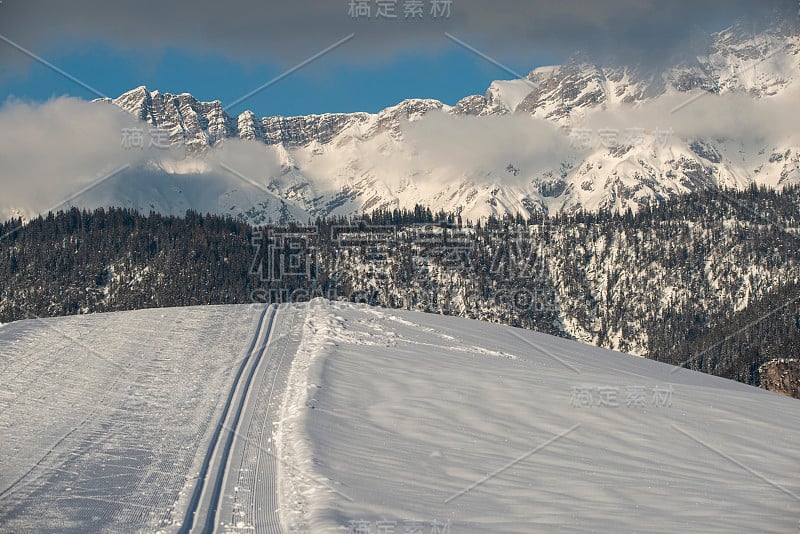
[2,185,799,395]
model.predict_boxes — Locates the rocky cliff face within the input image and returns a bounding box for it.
[111,87,237,150]
[101,88,446,149]
[104,18,800,139]
[759,359,800,399]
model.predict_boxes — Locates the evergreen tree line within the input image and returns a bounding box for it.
[1,185,799,391]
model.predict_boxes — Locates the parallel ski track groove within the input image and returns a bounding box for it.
[221,305,295,533]
[178,304,276,534]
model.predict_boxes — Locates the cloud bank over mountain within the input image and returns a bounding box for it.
[2,63,799,221]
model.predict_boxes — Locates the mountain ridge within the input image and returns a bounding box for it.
[100,18,800,141]
[88,19,800,223]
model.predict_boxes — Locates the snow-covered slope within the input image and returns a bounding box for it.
[0,305,268,532]
[1,303,799,532]
[278,301,800,533]
[80,19,800,223]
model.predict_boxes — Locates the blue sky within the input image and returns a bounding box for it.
[0,39,549,117]
[0,0,791,117]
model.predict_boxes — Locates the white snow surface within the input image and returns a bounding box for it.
[0,305,266,533]
[278,301,800,533]
[1,303,799,533]
[486,79,536,112]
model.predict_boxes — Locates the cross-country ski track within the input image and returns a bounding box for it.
[0,304,301,533]
[179,303,284,533]
[2,301,800,533]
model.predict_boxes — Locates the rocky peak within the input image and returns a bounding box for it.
[100,21,800,149]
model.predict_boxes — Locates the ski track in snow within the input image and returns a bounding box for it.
[0,305,294,533]
[2,302,800,533]
[218,304,302,533]
[181,304,278,533]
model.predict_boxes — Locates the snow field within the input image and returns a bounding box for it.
[2,302,799,533]
[275,301,800,533]
[0,305,263,533]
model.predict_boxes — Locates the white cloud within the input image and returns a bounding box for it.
[0,97,298,221]
[1,88,798,222]
[0,97,154,218]
[581,88,800,144]
[400,111,576,185]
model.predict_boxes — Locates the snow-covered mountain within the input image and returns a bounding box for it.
[94,18,800,223]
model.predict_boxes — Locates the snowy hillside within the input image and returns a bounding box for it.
[278,301,800,533]
[0,305,270,533]
[1,303,798,532]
